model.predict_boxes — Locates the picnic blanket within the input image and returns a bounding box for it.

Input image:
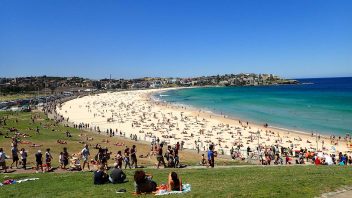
[155,184,191,196]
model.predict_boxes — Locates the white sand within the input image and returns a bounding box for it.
[56,89,351,155]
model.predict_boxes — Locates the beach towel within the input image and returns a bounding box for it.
[155,184,191,196]
[1,178,39,186]
[16,178,39,183]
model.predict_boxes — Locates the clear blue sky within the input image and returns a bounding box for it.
[0,0,351,79]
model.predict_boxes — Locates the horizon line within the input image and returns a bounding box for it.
[1,74,352,81]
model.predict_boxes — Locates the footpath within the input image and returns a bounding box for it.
[320,187,352,198]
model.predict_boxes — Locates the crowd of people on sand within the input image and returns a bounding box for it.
[56,91,352,166]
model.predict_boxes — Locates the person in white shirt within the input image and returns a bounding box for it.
[0,148,8,173]
[81,144,90,171]
[20,148,28,170]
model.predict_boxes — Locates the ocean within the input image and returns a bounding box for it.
[156,77,352,136]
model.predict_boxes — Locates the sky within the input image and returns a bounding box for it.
[0,0,351,79]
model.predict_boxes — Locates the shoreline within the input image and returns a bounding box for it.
[150,88,334,139]
[151,87,348,139]
[56,88,350,155]
[146,89,351,154]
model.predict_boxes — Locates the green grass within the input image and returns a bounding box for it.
[1,166,352,197]
[0,93,47,102]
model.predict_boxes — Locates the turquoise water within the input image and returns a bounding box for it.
[157,77,352,135]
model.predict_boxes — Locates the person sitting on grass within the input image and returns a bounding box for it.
[57,140,67,144]
[109,163,127,184]
[70,157,82,171]
[200,154,207,166]
[133,170,157,194]
[168,172,182,191]
[65,131,72,137]
[315,156,321,165]
[93,165,109,185]
[30,143,42,147]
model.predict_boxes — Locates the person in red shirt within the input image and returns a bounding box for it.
[315,157,321,165]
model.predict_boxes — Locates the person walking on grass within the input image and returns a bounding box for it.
[131,145,138,168]
[62,147,69,169]
[0,148,8,173]
[10,145,19,169]
[20,148,27,170]
[35,150,44,173]
[116,151,123,169]
[81,144,90,171]
[124,146,132,169]
[45,148,53,171]
[156,143,166,169]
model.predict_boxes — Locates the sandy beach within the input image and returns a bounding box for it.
[56,88,351,156]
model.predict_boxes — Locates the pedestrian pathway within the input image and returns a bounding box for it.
[320,187,352,198]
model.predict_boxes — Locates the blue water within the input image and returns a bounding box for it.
[157,77,352,135]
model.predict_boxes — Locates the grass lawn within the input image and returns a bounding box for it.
[0,93,45,102]
[1,166,352,197]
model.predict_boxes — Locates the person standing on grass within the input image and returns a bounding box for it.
[207,145,216,168]
[35,150,44,173]
[247,146,251,158]
[62,147,69,169]
[174,146,180,168]
[156,143,166,169]
[131,145,138,168]
[116,151,123,169]
[45,148,53,171]
[20,148,28,170]
[59,152,64,169]
[10,145,19,169]
[81,144,90,171]
[124,146,132,169]
[0,148,8,173]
